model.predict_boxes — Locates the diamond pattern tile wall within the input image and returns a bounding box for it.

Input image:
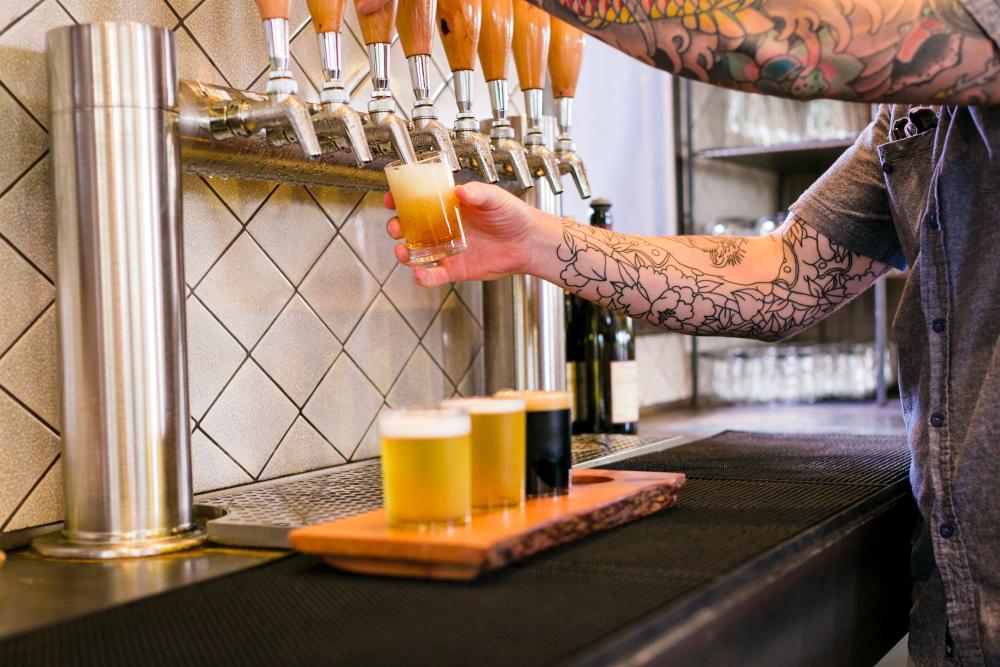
[1,0,500,537]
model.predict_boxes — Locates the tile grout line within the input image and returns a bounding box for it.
[0,297,54,362]
[0,149,49,207]
[0,453,60,533]
[0,383,59,437]
[193,424,257,483]
[174,21,233,89]
[0,0,46,37]
[252,400,303,482]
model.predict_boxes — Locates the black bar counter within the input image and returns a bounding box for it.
[0,431,914,667]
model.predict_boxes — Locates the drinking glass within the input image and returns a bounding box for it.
[384,152,466,266]
[379,407,471,529]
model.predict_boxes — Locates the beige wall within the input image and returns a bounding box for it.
[0,0,496,539]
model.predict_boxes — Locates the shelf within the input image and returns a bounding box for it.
[695,138,856,172]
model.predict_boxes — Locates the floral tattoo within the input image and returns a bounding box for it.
[557,218,885,341]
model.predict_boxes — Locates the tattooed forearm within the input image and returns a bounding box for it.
[677,237,748,267]
[557,218,887,341]
[533,0,1000,104]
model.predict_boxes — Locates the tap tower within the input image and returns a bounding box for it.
[354,0,418,163]
[549,17,590,198]
[306,0,373,165]
[478,0,533,189]
[512,0,562,194]
[438,0,499,182]
[396,0,460,169]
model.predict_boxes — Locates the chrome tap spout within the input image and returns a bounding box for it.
[490,126,533,189]
[310,30,372,165]
[452,127,499,182]
[524,134,563,194]
[366,98,418,163]
[554,97,589,198]
[407,55,459,169]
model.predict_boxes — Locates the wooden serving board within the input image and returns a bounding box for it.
[289,469,685,580]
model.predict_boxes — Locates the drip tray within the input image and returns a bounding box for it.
[197,434,683,549]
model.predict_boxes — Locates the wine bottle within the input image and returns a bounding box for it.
[591,200,639,434]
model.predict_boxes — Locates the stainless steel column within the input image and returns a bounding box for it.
[34,23,204,558]
[483,116,566,393]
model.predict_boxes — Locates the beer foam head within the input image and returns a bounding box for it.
[442,397,526,415]
[385,156,454,201]
[379,407,470,440]
[494,390,572,412]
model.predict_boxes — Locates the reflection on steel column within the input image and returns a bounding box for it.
[35,23,205,558]
[483,116,567,393]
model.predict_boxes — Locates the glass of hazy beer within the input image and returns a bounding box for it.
[384,152,467,266]
[494,390,573,497]
[379,407,472,529]
[442,397,527,511]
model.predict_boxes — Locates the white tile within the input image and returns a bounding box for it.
[305,186,365,229]
[0,0,74,125]
[185,296,245,420]
[303,355,383,457]
[195,233,294,348]
[191,429,252,493]
[185,0,310,89]
[0,0,41,33]
[201,176,278,223]
[350,405,385,461]
[174,25,228,87]
[181,174,241,286]
[0,156,54,279]
[454,280,483,325]
[456,347,485,397]
[200,361,298,478]
[0,239,53,354]
[59,0,177,26]
[0,304,60,430]
[0,391,60,527]
[344,293,417,394]
[385,346,451,409]
[423,291,482,384]
[298,236,379,341]
[253,295,341,406]
[5,458,61,531]
[0,86,46,196]
[260,417,345,479]
[167,0,202,18]
[247,185,335,285]
[338,191,399,284]
[383,264,449,336]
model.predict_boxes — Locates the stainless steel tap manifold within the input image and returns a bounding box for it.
[35,22,205,559]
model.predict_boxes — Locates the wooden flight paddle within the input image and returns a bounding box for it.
[289,468,685,580]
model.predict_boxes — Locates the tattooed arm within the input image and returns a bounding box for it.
[384,183,888,341]
[357,0,1000,104]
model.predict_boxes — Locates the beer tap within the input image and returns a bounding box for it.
[353,0,418,163]
[306,0,372,165]
[549,17,590,198]
[208,0,322,157]
[512,0,562,194]
[397,0,460,169]
[438,0,499,183]
[478,0,532,190]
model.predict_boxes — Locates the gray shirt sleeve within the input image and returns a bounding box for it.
[788,105,903,268]
[959,0,1000,46]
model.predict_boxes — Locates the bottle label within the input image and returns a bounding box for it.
[611,360,639,424]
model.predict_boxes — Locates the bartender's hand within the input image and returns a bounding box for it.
[385,182,551,287]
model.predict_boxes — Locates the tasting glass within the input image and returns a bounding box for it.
[385,152,467,266]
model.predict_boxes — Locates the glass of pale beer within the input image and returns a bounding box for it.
[384,152,467,266]
[379,407,472,529]
[443,397,527,511]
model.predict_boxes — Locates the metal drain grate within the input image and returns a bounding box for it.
[199,434,681,548]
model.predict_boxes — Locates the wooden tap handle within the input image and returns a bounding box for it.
[307,0,346,33]
[397,0,435,56]
[437,0,481,72]
[355,0,397,44]
[479,0,513,81]
[512,0,548,90]
[256,0,290,20]
[548,16,584,97]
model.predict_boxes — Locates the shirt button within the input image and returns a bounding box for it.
[882,161,894,174]
[930,412,945,427]
[932,318,946,333]
[939,521,956,538]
